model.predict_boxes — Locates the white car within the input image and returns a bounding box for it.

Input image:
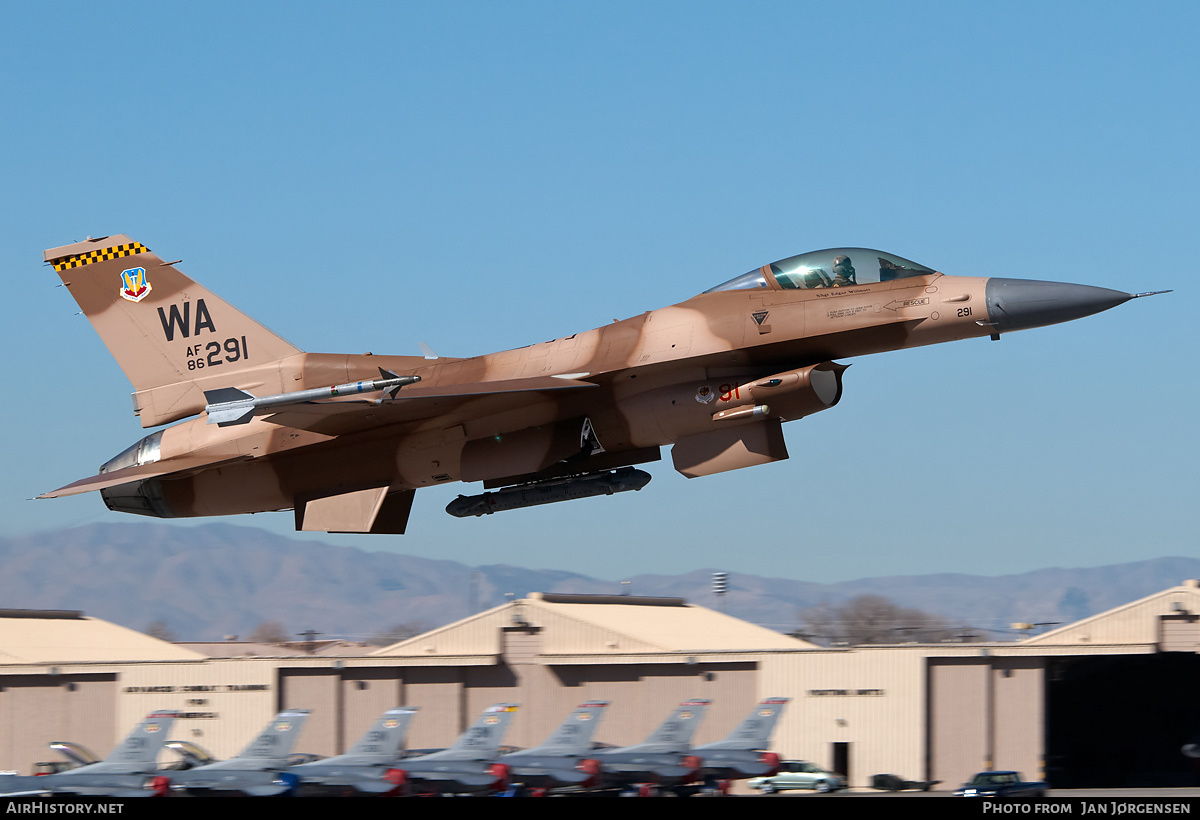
[747,760,847,793]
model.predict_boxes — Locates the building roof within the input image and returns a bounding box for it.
[1022,579,1200,648]
[0,609,205,664]
[179,639,378,658]
[372,592,815,658]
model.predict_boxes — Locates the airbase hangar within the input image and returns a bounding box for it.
[2,583,1199,790]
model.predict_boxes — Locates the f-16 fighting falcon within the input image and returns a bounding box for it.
[589,698,712,793]
[498,700,610,792]
[39,236,1166,534]
[164,709,310,796]
[691,696,789,784]
[272,706,418,796]
[0,710,179,798]
[386,703,519,796]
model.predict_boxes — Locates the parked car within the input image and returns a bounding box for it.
[870,773,939,791]
[954,770,1047,798]
[747,760,847,793]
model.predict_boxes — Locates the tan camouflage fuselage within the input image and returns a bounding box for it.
[43,235,1128,534]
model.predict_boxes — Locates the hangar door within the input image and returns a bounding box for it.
[1046,653,1200,788]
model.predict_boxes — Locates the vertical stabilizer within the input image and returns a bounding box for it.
[233,709,311,762]
[694,697,789,751]
[45,235,302,426]
[85,710,180,772]
[630,699,711,753]
[522,701,609,756]
[434,704,520,760]
[343,707,419,758]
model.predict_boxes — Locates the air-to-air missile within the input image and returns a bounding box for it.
[203,370,421,426]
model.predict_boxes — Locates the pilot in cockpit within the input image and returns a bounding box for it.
[831,255,857,287]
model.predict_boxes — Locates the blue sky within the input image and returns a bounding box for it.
[2,1,1195,583]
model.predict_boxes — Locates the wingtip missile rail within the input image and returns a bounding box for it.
[204,370,421,426]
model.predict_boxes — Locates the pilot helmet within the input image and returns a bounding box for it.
[832,255,855,279]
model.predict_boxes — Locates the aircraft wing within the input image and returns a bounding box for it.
[506,765,592,783]
[0,775,152,798]
[50,785,156,798]
[38,455,251,499]
[167,769,281,792]
[0,775,50,797]
[260,377,598,437]
[449,771,506,787]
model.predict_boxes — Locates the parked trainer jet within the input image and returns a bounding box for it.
[387,704,519,795]
[164,709,310,796]
[0,710,179,797]
[498,701,609,791]
[40,237,1166,534]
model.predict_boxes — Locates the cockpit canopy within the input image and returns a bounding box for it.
[704,248,936,294]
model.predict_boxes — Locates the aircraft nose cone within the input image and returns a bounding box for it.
[985,278,1133,333]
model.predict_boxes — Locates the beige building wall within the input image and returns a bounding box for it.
[0,674,116,775]
[61,675,118,761]
[1160,615,1200,652]
[574,661,758,748]
[279,669,337,754]
[762,649,927,788]
[928,655,1045,788]
[1,678,66,774]
[930,659,990,784]
[402,666,465,748]
[119,659,277,761]
[992,657,1044,780]
[341,668,403,752]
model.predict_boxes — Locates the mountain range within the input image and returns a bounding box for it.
[1,523,1195,643]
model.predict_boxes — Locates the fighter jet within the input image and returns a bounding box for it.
[0,710,179,797]
[690,696,789,784]
[164,709,310,796]
[39,237,1166,533]
[386,703,519,796]
[497,701,609,792]
[266,706,418,795]
[588,698,711,794]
